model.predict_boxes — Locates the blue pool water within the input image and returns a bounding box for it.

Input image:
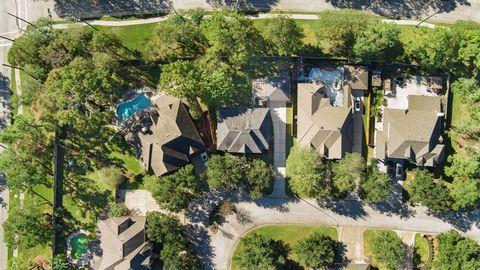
[116,92,152,119]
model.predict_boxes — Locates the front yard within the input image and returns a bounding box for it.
[232,225,337,270]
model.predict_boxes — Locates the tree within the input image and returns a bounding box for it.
[408,168,435,204]
[370,231,404,270]
[146,212,187,246]
[245,159,274,199]
[450,177,480,210]
[261,16,304,56]
[286,145,327,199]
[314,10,377,56]
[207,154,246,192]
[144,16,207,62]
[161,241,200,270]
[354,21,402,61]
[201,12,265,67]
[458,30,480,72]
[332,152,365,196]
[434,230,480,270]
[294,233,336,268]
[405,28,460,73]
[235,233,287,270]
[158,60,203,118]
[360,163,392,203]
[445,153,480,179]
[2,204,52,250]
[144,164,202,212]
[108,202,130,217]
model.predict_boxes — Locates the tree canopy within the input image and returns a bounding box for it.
[370,231,404,270]
[332,152,365,196]
[146,212,187,246]
[286,145,327,199]
[206,154,274,199]
[293,233,336,268]
[360,163,392,203]
[108,202,130,217]
[434,230,480,270]
[261,16,304,56]
[235,233,288,270]
[353,21,402,61]
[144,164,202,212]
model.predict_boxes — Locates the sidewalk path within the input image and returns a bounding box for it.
[53,13,443,29]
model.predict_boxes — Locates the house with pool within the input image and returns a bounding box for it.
[136,94,205,176]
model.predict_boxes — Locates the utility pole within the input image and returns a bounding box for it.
[2,63,23,71]
[416,10,440,28]
[72,16,99,31]
[7,12,51,37]
[0,36,14,43]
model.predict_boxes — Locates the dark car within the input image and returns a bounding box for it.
[395,163,406,181]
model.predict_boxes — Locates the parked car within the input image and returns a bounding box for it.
[395,162,406,181]
[200,152,209,163]
[354,97,361,112]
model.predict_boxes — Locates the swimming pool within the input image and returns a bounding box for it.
[116,92,152,119]
[70,233,88,259]
[306,67,345,107]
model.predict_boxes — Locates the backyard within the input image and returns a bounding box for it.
[231,225,337,270]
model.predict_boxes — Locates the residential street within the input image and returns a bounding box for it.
[187,195,480,270]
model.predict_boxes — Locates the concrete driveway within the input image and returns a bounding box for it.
[267,101,288,198]
[339,226,365,263]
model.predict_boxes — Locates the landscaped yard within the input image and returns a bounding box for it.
[364,229,398,270]
[98,23,158,50]
[414,233,433,269]
[232,225,338,270]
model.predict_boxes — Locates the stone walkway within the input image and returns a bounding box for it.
[267,101,288,198]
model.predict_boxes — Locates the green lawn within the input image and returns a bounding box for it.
[98,23,158,50]
[364,229,399,270]
[414,234,432,269]
[450,90,470,155]
[232,225,338,270]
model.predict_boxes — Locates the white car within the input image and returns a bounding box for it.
[354,97,361,112]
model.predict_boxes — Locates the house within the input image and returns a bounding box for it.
[375,95,446,167]
[95,216,151,270]
[296,81,354,159]
[216,107,271,154]
[252,77,291,105]
[138,95,205,176]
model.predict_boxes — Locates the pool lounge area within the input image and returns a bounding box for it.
[116,92,152,120]
[298,66,345,107]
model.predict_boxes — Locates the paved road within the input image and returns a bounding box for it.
[46,0,480,23]
[189,196,480,270]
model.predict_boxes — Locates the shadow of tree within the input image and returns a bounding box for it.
[432,210,480,232]
[321,199,368,220]
[369,182,416,219]
[325,0,471,18]
[54,0,173,18]
[206,0,279,10]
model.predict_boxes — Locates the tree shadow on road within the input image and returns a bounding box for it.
[206,0,279,11]
[369,184,416,219]
[321,199,368,220]
[431,210,480,232]
[54,0,173,18]
[326,0,471,18]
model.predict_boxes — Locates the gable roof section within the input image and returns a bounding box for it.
[344,65,369,91]
[253,77,291,102]
[139,96,204,176]
[96,216,149,270]
[382,95,445,166]
[297,82,354,159]
[216,107,271,154]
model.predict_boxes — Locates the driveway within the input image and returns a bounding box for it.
[351,91,364,154]
[186,196,480,270]
[267,101,288,198]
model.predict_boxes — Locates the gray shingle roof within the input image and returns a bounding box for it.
[139,96,204,176]
[379,95,445,166]
[253,77,291,102]
[216,107,271,154]
[297,82,353,159]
